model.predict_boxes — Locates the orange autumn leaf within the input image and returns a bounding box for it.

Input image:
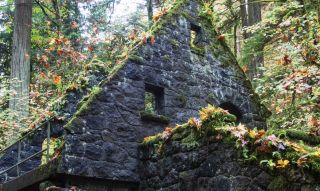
[71,21,79,29]
[281,54,292,65]
[297,155,309,167]
[161,127,173,140]
[44,62,50,68]
[153,15,161,21]
[242,65,248,72]
[257,130,266,139]
[308,117,319,127]
[53,75,62,85]
[188,117,202,130]
[257,141,272,153]
[39,71,47,79]
[152,8,168,21]
[275,106,283,114]
[150,36,155,45]
[57,49,64,56]
[29,123,36,129]
[282,34,289,42]
[129,31,136,40]
[88,45,94,52]
[217,34,225,41]
[41,55,48,62]
[142,36,147,44]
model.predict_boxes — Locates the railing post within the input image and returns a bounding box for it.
[17,141,21,176]
[46,122,50,163]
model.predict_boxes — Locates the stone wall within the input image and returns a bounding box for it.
[58,0,268,183]
[0,67,105,184]
[139,141,320,191]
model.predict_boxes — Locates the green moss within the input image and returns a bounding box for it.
[142,134,162,146]
[141,104,320,175]
[75,86,102,115]
[177,95,187,107]
[191,45,206,56]
[162,54,171,62]
[64,87,102,130]
[286,129,320,145]
[169,39,180,48]
[64,117,80,131]
[181,11,194,21]
[148,0,188,35]
[128,55,146,65]
[41,137,64,165]
[181,131,200,150]
[171,124,191,141]
[140,111,170,124]
[310,158,320,173]
[267,175,288,191]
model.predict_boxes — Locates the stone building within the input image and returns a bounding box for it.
[0,0,272,190]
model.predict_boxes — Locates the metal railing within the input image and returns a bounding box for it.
[0,117,55,183]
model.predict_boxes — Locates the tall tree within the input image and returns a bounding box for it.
[9,0,33,122]
[147,0,153,27]
[240,0,262,80]
[0,1,14,78]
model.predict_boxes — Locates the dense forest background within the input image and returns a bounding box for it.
[0,0,319,151]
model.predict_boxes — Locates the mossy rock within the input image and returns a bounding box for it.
[191,45,205,56]
[286,129,320,145]
[142,134,162,146]
[162,55,171,62]
[128,55,146,65]
[267,175,288,191]
[75,86,102,116]
[171,125,192,141]
[177,95,188,107]
[140,111,170,124]
[169,39,180,48]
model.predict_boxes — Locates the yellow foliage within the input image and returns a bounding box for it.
[276,159,290,168]
[199,104,229,121]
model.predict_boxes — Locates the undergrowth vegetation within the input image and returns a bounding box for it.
[143,105,320,173]
[205,0,320,138]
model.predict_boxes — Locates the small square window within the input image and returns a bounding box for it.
[145,92,156,113]
[190,23,202,47]
[144,84,164,115]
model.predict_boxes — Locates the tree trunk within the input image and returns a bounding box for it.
[236,27,242,57]
[240,0,263,80]
[147,0,153,27]
[233,24,238,58]
[9,0,32,123]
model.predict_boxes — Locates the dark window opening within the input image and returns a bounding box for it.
[219,102,242,123]
[144,84,164,115]
[190,23,202,47]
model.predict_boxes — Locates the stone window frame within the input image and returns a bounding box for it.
[190,23,203,46]
[144,83,165,115]
[190,23,205,56]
